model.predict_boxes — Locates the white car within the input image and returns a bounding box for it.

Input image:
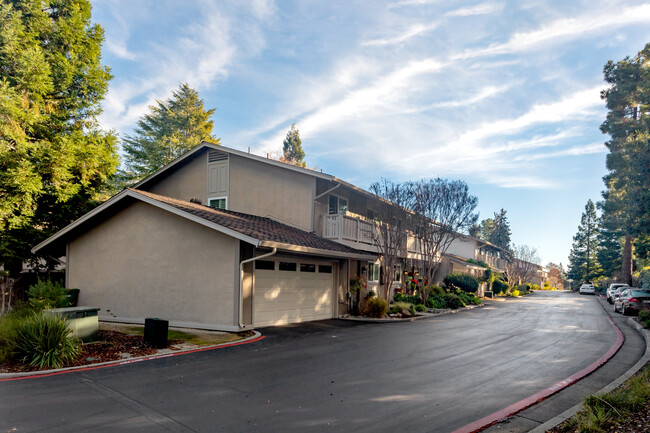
[607,283,629,304]
[579,284,595,295]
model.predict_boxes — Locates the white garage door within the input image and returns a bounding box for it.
[254,258,335,327]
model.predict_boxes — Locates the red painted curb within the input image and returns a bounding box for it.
[0,335,265,382]
[451,316,625,433]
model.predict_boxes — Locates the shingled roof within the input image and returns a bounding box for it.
[130,189,374,257]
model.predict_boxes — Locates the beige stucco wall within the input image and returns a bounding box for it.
[447,237,477,260]
[228,155,316,231]
[143,149,207,203]
[67,201,239,329]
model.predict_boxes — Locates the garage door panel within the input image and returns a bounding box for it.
[254,259,335,327]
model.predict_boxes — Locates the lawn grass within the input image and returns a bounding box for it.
[555,364,650,432]
[123,326,247,346]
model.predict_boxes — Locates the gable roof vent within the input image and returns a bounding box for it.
[208,150,228,163]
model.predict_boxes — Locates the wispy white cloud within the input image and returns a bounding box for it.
[457,86,604,144]
[388,0,443,9]
[362,22,440,46]
[99,3,251,132]
[254,58,446,152]
[404,84,510,112]
[522,143,607,161]
[445,2,503,17]
[452,3,650,60]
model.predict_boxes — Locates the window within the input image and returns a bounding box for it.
[279,262,297,271]
[393,264,402,282]
[255,260,275,270]
[328,195,348,215]
[366,209,375,220]
[300,264,316,272]
[319,265,332,273]
[368,262,380,282]
[208,197,227,210]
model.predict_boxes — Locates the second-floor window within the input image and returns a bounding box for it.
[329,195,348,215]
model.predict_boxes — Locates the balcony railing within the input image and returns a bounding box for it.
[323,214,376,245]
[477,253,508,270]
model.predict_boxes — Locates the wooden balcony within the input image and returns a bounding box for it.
[323,214,376,245]
[477,253,507,270]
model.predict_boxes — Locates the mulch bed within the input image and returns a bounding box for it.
[0,330,182,374]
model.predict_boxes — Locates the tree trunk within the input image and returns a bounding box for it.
[622,234,633,286]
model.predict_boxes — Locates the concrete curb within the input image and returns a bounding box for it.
[0,330,264,381]
[528,307,650,433]
[339,303,485,323]
[452,314,626,433]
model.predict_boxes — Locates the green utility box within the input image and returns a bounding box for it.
[45,306,100,342]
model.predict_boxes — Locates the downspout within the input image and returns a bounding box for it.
[238,247,277,329]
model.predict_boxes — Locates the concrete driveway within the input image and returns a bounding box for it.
[0,291,629,432]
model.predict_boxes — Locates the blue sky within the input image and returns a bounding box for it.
[92,0,650,267]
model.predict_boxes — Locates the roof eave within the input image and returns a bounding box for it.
[134,142,335,190]
[259,241,377,261]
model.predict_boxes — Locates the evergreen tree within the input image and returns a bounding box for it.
[600,43,650,284]
[122,83,219,181]
[0,0,119,274]
[596,215,622,278]
[567,200,603,282]
[489,208,512,250]
[281,123,306,167]
[478,218,495,241]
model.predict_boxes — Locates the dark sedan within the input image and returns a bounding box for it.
[613,288,650,315]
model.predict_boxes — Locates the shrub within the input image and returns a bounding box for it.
[443,273,479,293]
[0,304,37,363]
[429,285,445,296]
[510,289,520,297]
[393,293,421,305]
[414,304,426,312]
[390,301,415,315]
[532,284,541,291]
[27,279,70,310]
[640,267,650,289]
[426,295,447,309]
[492,279,508,294]
[365,297,388,318]
[9,311,81,369]
[443,293,465,309]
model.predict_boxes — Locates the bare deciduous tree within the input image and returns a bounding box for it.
[505,244,541,285]
[408,178,479,302]
[369,179,411,301]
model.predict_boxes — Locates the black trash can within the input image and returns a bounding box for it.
[144,318,169,348]
[66,289,80,307]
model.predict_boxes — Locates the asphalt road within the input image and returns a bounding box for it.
[0,291,622,433]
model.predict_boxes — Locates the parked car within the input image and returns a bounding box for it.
[607,283,630,304]
[613,289,650,315]
[579,284,595,295]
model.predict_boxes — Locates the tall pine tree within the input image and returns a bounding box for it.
[122,83,219,181]
[489,208,512,250]
[568,200,603,283]
[281,123,306,167]
[0,0,119,274]
[596,215,622,278]
[600,43,650,285]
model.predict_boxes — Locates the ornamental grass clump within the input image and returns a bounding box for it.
[365,298,388,318]
[10,311,81,369]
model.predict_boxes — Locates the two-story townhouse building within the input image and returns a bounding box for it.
[33,142,494,331]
